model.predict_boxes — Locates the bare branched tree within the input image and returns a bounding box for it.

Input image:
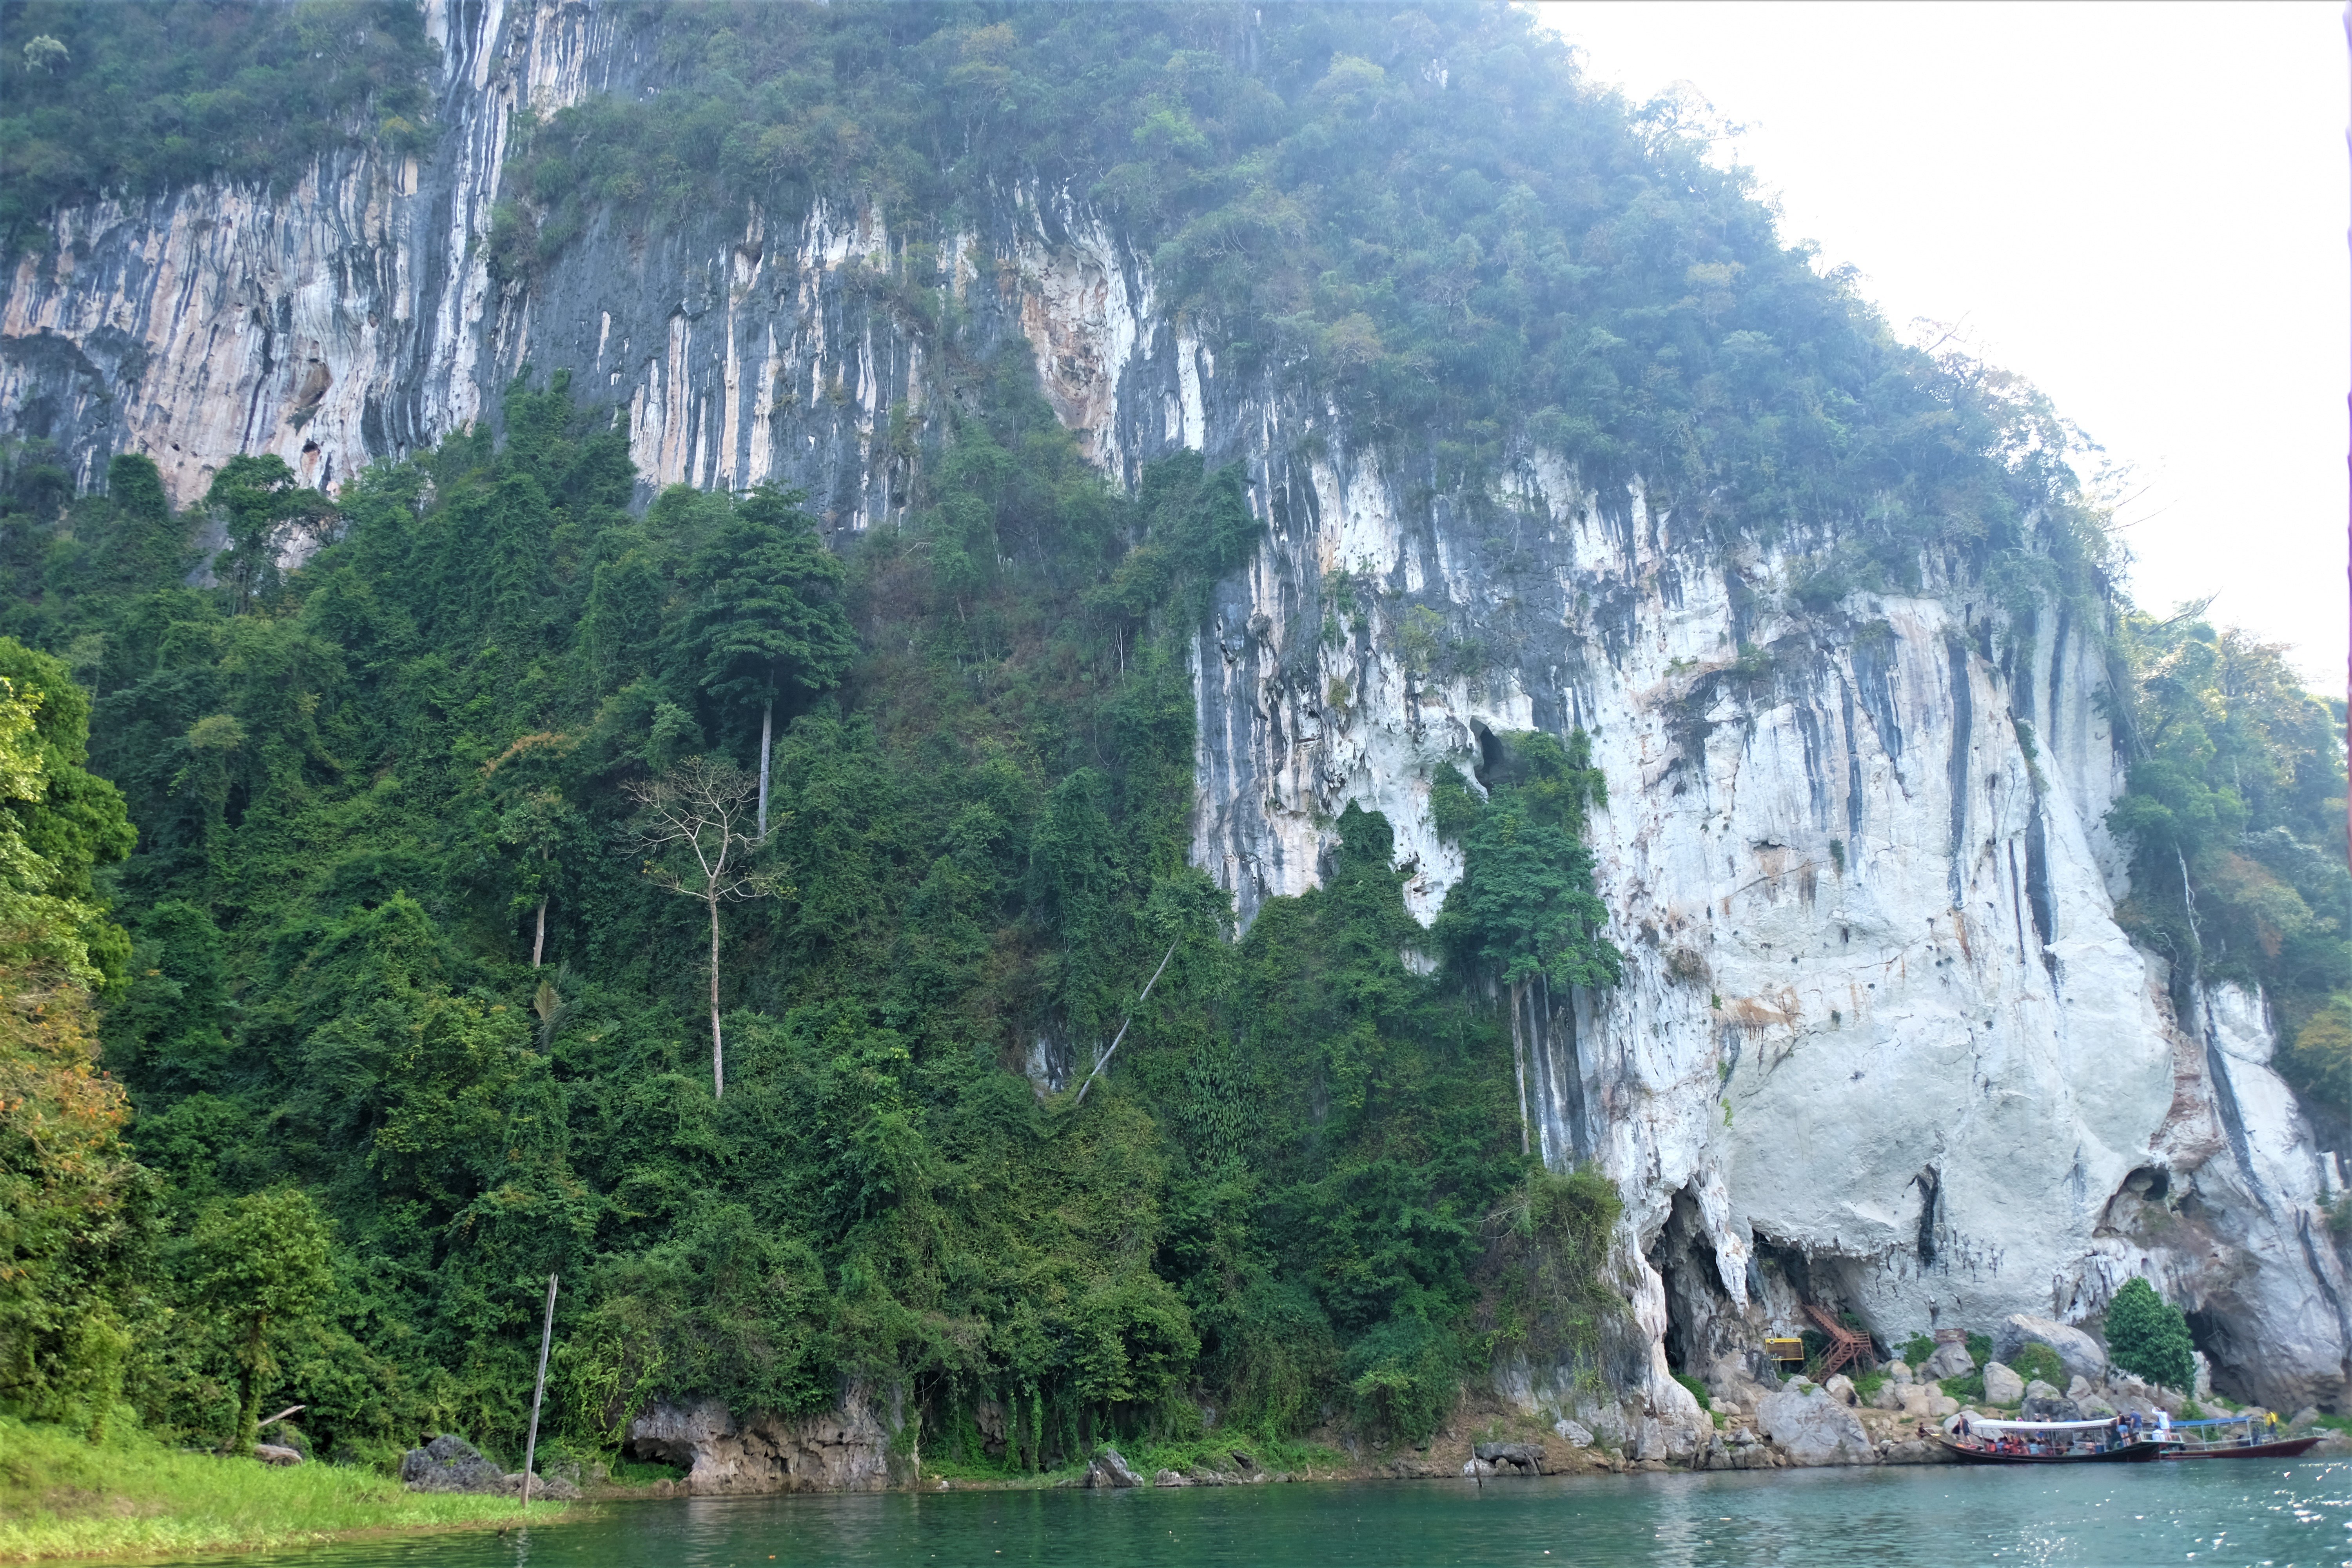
[624,757,784,1099]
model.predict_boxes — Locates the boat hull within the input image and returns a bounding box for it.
[2160,1436,2323,1461]
[1938,1439,2165,1465]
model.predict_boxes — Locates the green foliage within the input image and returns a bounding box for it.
[2104,1277,2196,1392]
[183,1187,334,1451]
[1433,731,1620,991]
[0,359,1563,1465]
[2105,612,2348,1123]
[0,1,438,256]
[1900,1333,1935,1367]
[2008,1342,2065,1390]
[0,639,140,1440]
[1673,1371,1711,1411]
[1940,1369,1985,1404]
[1966,1331,1992,1368]
[676,484,855,713]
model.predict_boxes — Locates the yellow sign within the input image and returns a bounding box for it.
[1765,1338,1806,1363]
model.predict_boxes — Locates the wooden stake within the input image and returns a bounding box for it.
[521,1274,557,1510]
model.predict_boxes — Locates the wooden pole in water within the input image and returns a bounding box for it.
[521,1274,558,1510]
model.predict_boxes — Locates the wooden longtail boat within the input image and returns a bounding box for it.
[2160,1416,2322,1461]
[1938,1416,2166,1465]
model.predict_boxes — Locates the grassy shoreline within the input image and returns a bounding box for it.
[0,1420,569,1564]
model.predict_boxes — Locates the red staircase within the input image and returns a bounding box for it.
[1801,1303,1869,1382]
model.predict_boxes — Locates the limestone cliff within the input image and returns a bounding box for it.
[4,0,2343,1446]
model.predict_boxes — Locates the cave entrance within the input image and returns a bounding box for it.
[1649,1188,1748,1385]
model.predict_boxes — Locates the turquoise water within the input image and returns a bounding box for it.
[214,1460,2350,1567]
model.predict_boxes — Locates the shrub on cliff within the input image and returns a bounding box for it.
[2103,1278,2196,1392]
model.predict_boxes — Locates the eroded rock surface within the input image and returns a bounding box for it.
[627,1388,903,1495]
[1756,1381,1874,1466]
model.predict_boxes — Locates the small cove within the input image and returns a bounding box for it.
[142,1459,2352,1567]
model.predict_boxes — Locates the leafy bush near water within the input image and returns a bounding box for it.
[2104,1278,2197,1393]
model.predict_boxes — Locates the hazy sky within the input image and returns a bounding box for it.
[1533,1,2348,691]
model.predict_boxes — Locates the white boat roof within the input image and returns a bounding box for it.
[1961,1417,2127,1432]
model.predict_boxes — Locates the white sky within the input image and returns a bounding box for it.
[1532,1,2348,692]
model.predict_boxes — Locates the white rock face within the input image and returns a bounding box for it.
[1757,1381,1873,1465]
[6,1,2345,1440]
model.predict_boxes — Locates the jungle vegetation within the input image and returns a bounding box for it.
[0,0,437,256]
[0,359,1606,1470]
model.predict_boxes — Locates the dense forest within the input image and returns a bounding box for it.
[0,0,2343,1475]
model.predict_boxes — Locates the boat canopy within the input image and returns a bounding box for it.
[2169,1417,2255,1428]
[1960,1417,2125,1434]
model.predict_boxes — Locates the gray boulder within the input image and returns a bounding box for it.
[1757,1382,1875,1466]
[1472,1441,1546,1475]
[2021,1396,2084,1422]
[2077,1394,2118,1419]
[1152,1468,1189,1487]
[1083,1447,1143,1489]
[1887,1360,1914,1385]
[1923,1341,1976,1380]
[1993,1314,2107,1385]
[252,1443,303,1466]
[1551,1418,1593,1448]
[401,1435,508,1494]
[2024,1379,2064,1404]
[1982,1362,2026,1406]
[507,1471,583,1500]
[1822,1374,1858,1405]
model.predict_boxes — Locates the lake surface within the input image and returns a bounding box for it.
[213,1459,2352,1567]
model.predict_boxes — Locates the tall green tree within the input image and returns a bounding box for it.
[203,455,330,616]
[183,1187,334,1454]
[677,486,854,837]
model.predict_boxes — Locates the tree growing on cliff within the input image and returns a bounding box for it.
[1431,730,1621,1151]
[626,757,784,1099]
[205,455,333,615]
[2104,1276,2197,1392]
[676,486,854,838]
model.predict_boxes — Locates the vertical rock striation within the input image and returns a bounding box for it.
[4,0,2342,1431]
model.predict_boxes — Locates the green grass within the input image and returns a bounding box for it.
[0,1418,566,1563]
